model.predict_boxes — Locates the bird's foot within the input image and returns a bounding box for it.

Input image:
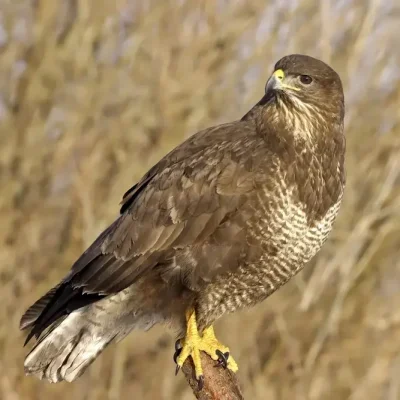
[174,308,238,390]
[200,325,238,372]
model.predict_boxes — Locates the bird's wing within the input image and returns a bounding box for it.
[68,121,271,293]
[20,121,272,337]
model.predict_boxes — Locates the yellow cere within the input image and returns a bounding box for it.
[272,68,301,92]
[273,69,285,80]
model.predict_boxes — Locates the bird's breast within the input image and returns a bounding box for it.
[244,169,344,294]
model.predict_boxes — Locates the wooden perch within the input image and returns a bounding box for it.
[182,352,244,400]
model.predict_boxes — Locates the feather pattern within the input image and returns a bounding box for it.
[20,54,346,383]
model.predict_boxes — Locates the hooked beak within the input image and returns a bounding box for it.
[265,69,300,93]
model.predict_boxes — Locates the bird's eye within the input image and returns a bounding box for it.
[299,75,313,85]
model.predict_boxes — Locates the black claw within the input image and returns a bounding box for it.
[173,339,183,364]
[175,365,181,376]
[175,339,182,351]
[215,350,229,369]
[197,375,204,390]
[173,347,182,364]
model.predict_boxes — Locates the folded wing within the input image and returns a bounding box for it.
[21,121,270,341]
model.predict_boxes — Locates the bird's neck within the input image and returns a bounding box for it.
[243,95,344,153]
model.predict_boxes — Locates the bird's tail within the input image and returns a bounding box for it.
[23,309,121,383]
[22,284,160,384]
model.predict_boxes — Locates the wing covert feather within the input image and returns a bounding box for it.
[69,122,272,294]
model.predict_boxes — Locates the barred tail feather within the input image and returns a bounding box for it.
[22,287,160,383]
[24,310,116,383]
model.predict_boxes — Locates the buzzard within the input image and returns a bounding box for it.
[20,54,345,388]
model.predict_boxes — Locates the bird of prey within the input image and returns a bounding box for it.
[20,54,345,388]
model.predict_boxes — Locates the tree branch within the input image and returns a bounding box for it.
[182,353,244,400]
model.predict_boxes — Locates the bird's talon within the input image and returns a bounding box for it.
[215,349,229,368]
[175,364,181,376]
[173,309,238,384]
[173,348,181,364]
[173,339,183,364]
[175,339,182,351]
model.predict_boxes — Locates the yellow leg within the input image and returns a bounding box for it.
[175,308,238,387]
[176,308,204,380]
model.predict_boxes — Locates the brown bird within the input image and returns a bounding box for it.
[20,54,345,388]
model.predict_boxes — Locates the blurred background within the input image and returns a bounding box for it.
[1,0,400,399]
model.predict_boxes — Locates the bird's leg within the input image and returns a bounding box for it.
[174,308,238,389]
[175,308,204,388]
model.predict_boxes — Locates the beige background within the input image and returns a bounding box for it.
[1,1,400,399]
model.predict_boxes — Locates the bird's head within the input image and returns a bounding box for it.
[261,54,344,137]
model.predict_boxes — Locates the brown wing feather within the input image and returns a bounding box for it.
[21,121,271,338]
[19,285,61,330]
[70,121,268,293]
